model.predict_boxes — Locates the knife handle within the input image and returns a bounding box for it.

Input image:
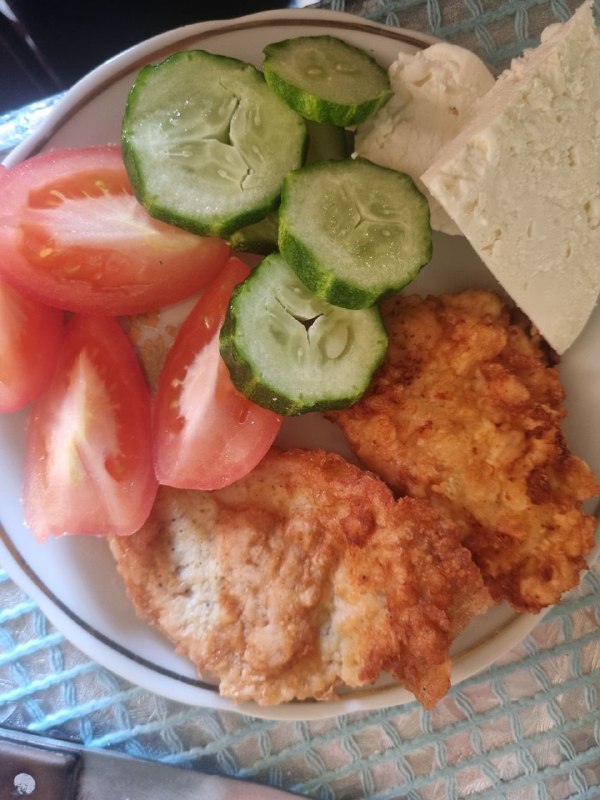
[0,735,80,800]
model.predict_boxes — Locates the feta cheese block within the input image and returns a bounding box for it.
[354,42,494,235]
[422,1,600,354]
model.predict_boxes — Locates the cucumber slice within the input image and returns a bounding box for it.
[220,253,387,415]
[121,50,307,238]
[263,36,392,126]
[305,120,348,163]
[279,157,432,309]
[227,121,348,254]
[228,209,279,254]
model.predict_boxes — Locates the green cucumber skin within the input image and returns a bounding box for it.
[219,303,305,416]
[122,138,278,239]
[219,253,388,416]
[263,36,392,127]
[121,50,307,238]
[278,158,433,310]
[278,219,375,309]
[228,209,280,254]
[220,303,387,416]
[278,216,432,309]
[227,120,350,253]
[263,67,391,127]
[120,64,152,208]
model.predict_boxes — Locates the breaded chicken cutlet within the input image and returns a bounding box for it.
[108,448,491,708]
[329,290,599,613]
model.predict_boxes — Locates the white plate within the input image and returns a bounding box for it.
[1,9,599,722]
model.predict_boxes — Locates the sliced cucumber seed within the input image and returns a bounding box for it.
[322,319,349,359]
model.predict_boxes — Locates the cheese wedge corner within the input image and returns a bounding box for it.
[422,0,600,354]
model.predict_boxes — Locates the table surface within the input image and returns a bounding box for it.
[1,1,600,798]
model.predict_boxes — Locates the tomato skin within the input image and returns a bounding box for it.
[0,279,64,412]
[0,146,230,314]
[24,314,158,540]
[154,256,282,490]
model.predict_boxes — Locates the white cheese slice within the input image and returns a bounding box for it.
[421,0,600,354]
[354,43,494,235]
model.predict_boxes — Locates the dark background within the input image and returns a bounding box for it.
[1,1,288,113]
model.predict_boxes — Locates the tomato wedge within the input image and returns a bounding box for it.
[0,279,63,412]
[154,256,282,490]
[0,146,230,314]
[24,315,157,540]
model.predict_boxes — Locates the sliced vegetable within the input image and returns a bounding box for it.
[305,119,349,163]
[220,252,388,415]
[121,49,307,238]
[228,209,279,254]
[0,279,63,412]
[278,157,432,309]
[154,256,282,489]
[24,315,157,540]
[262,36,392,126]
[0,146,230,315]
[227,120,348,254]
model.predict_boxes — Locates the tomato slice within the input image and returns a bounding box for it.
[154,256,282,490]
[0,146,230,314]
[0,279,64,412]
[24,315,158,540]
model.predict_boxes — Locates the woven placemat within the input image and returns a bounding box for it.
[318,0,585,70]
[1,560,600,798]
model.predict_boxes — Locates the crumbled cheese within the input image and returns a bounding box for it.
[422,0,600,354]
[354,42,494,235]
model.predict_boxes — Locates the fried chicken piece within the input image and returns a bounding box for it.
[108,448,490,708]
[330,290,599,613]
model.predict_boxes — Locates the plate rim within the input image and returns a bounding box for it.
[0,8,583,721]
[0,515,551,720]
[3,8,439,168]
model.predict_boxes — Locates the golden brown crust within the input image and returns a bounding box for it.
[108,448,490,708]
[330,290,599,612]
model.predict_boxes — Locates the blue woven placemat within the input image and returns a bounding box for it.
[2,561,600,798]
[319,0,586,70]
[1,3,600,798]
